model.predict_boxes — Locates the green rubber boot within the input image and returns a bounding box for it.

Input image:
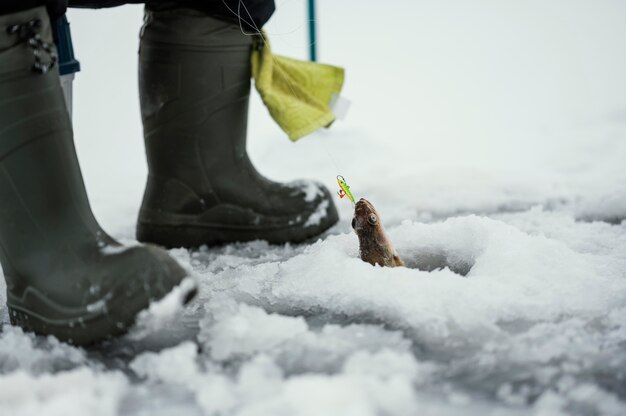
[136,7,339,248]
[0,7,196,346]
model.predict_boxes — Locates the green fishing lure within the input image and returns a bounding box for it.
[336,175,356,206]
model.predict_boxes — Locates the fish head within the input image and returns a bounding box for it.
[352,198,385,239]
[352,198,377,228]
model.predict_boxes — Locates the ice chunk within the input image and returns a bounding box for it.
[130,342,200,385]
[198,299,413,374]
[129,276,198,340]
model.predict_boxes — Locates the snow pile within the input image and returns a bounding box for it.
[0,368,127,416]
[0,327,87,374]
[130,342,423,416]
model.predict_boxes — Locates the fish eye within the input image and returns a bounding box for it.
[368,214,378,225]
[351,217,356,229]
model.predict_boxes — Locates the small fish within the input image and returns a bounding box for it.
[352,198,404,267]
[336,175,355,205]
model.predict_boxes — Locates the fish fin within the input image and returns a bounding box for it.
[392,254,405,268]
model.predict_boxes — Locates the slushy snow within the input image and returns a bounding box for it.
[1,1,626,415]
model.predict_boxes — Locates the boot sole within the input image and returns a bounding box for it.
[7,276,198,346]
[137,217,338,249]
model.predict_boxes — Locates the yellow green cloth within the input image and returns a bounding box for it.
[251,34,345,142]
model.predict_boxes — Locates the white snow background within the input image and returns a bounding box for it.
[1,0,626,415]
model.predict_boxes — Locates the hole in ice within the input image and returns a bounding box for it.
[576,214,625,225]
[399,249,475,276]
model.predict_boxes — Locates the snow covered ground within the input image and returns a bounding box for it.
[2,0,626,415]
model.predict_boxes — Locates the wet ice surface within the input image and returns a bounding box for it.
[2,209,626,415]
[3,0,626,415]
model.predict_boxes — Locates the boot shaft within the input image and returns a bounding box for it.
[139,7,253,138]
[139,8,255,213]
[0,7,105,282]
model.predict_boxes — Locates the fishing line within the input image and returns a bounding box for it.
[221,0,318,41]
[221,0,302,101]
[221,0,356,204]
